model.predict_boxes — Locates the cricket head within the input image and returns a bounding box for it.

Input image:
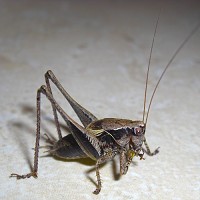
[130,121,146,154]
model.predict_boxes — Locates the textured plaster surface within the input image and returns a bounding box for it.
[0,1,200,200]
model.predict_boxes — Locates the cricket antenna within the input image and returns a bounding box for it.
[143,14,160,123]
[144,21,200,126]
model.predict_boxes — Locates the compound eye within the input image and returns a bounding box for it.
[134,126,144,136]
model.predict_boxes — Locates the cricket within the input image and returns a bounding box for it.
[10,16,199,194]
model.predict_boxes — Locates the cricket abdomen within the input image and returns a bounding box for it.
[50,134,88,159]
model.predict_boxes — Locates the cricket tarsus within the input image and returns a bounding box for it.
[93,162,101,194]
[10,171,37,179]
[142,138,160,156]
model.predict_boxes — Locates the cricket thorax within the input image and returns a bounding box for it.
[86,118,146,155]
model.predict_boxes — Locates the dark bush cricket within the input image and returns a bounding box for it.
[10,17,200,194]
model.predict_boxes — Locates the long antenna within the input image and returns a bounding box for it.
[145,21,200,125]
[143,13,160,122]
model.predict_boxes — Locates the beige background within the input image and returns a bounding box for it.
[1,0,200,199]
